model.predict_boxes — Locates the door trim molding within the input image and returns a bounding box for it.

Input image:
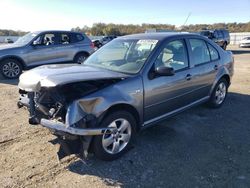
[143,96,209,127]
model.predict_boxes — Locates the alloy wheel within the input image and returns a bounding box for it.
[215,82,227,105]
[102,118,132,154]
[2,62,21,78]
[77,55,86,64]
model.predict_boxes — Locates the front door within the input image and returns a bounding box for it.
[143,39,194,124]
[26,33,60,67]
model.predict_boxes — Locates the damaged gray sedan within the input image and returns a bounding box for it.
[18,33,234,161]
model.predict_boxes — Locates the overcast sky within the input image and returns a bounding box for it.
[0,0,249,32]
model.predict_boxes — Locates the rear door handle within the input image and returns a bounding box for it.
[186,74,192,81]
[214,65,218,70]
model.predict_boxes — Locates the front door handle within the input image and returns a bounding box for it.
[186,74,192,81]
[214,65,218,70]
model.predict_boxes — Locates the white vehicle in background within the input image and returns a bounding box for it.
[239,37,250,48]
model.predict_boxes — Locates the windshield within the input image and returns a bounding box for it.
[14,32,38,45]
[84,39,158,74]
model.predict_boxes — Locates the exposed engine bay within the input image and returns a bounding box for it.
[18,79,122,159]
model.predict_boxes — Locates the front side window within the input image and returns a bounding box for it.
[155,40,188,71]
[42,33,55,46]
[84,39,158,74]
[60,33,71,44]
[189,39,210,66]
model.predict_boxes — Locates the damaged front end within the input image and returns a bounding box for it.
[18,80,120,160]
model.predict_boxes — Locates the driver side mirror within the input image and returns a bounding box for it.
[32,40,40,46]
[155,66,175,76]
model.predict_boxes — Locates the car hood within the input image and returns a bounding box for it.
[0,43,22,51]
[18,64,129,92]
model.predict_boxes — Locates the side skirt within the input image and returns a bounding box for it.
[142,96,210,129]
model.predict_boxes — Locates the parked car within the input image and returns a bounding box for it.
[92,39,103,49]
[4,38,14,43]
[0,30,95,79]
[101,35,116,45]
[18,33,234,161]
[199,29,230,50]
[239,37,250,48]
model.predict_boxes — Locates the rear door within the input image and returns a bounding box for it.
[53,32,76,62]
[185,38,220,101]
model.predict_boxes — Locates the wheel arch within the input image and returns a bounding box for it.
[220,74,230,85]
[74,51,90,59]
[100,103,141,132]
[210,73,231,96]
[0,55,26,69]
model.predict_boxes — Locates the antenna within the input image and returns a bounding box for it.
[183,12,191,26]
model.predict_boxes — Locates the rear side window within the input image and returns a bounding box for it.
[76,34,84,41]
[207,43,219,61]
[70,33,85,43]
[189,39,210,66]
[223,30,229,38]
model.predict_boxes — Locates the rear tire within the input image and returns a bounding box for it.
[0,58,22,79]
[92,111,136,161]
[207,78,228,108]
[73,53,88,64]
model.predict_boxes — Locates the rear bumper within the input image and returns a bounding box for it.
[40,118,115,136]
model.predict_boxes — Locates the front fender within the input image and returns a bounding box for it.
[65,76,144,127]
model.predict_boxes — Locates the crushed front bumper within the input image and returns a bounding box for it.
[40,118,115,136]
[40,118,117,160]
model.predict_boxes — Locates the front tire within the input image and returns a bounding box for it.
[92,111,136,161]
[208,78,228,108]
[0,58,22,79]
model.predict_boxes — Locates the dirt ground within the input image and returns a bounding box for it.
[0,46,250,188]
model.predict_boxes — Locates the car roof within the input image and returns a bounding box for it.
[200,29,228,32]
[118,32,201,41]
[32,30,83,35]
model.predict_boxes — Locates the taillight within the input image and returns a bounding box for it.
[91,42,95,49]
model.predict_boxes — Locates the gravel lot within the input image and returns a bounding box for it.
[0,46,250,188]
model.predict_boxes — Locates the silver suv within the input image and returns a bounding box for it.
[0,30,94,79]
